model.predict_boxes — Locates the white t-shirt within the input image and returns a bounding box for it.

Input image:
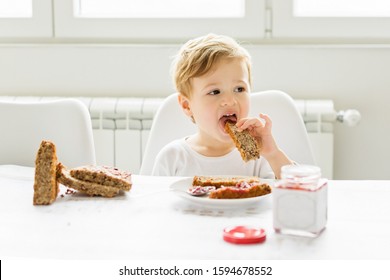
[152,137,275,178]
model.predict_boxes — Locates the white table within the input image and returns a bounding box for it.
[1,165,390,260]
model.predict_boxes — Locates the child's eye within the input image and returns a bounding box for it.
[208,89,220,95]
[234,87,246,93]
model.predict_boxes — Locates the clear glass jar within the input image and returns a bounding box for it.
[273,164,328,237]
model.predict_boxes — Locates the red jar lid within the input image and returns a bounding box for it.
[223,226,266,244]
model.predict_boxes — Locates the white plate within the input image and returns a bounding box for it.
[169,177,273,209]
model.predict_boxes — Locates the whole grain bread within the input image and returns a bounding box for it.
[192,175,260,188]
[33,140,59,205]
[69,165,132,191]
[225,121,261,162]
[208,183,271,199]
[57,163,120,198]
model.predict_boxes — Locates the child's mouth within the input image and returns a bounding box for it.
[219,113,237,132]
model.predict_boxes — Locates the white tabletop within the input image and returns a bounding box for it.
[1,165,390,260]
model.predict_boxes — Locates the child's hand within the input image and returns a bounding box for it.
[235,113,278,157]
[236,113,294,179]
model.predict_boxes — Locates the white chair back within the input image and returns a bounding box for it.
[140,90,315,175]
[249,90,315,165]
[0,99,96,167]
[140,94,196,175]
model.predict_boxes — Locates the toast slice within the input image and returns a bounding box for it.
[192,175,260,188]
[33,140,59,205]
[209,182,271,199]
[57,163,120,198]
[225,121,261,162]
[69,165,132,191]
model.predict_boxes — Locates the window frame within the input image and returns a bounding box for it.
[0,0,52,38]
[53,0,265,41]
[272,0,390,39]
[3,0,390,41]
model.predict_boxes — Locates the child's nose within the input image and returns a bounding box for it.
[221,93,237,106]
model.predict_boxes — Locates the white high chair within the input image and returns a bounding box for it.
[249,90,315,166]
[140,93,196,175]
[140,90,315,175]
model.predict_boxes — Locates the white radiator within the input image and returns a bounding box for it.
[1,96,360,179]
[296,100,335,179]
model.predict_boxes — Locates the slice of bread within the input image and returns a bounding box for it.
[57,163,120,198]
[69,165,132,191]
[209,183,271,199]
[193,175,260,188]
[33,140,59,205]
[225,121,261,162]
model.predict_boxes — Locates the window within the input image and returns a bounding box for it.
[75,0,244,18]
[53,0,265,41]
[294,0,390,17]
[2,0,390,41]
[0,0,52,37]
[0,0,32,17]
[272,0,390,39]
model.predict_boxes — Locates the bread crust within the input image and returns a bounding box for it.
[225,121,261,162]
[209,183,271,199]
[192,175,260,188]
[33,140,59,205]
[57,163,120,198]
[69,165,132,191]
[192,175,271,199]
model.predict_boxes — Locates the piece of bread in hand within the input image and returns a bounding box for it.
[57,163,120,198]
[69,165,132,191]
[225,121,261,162]
[192,175,260,188]
[33,140,59,205]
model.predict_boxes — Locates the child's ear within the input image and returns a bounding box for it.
[178,94,193,118]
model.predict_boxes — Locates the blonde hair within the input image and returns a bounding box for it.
[172,34,252,98]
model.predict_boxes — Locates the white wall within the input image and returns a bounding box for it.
[1,43,389,179]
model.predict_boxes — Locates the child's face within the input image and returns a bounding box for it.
[182,57,250,145]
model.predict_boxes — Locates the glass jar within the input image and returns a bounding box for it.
[273,164,328,237]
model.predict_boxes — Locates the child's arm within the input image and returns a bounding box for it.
[235,113,293,179]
